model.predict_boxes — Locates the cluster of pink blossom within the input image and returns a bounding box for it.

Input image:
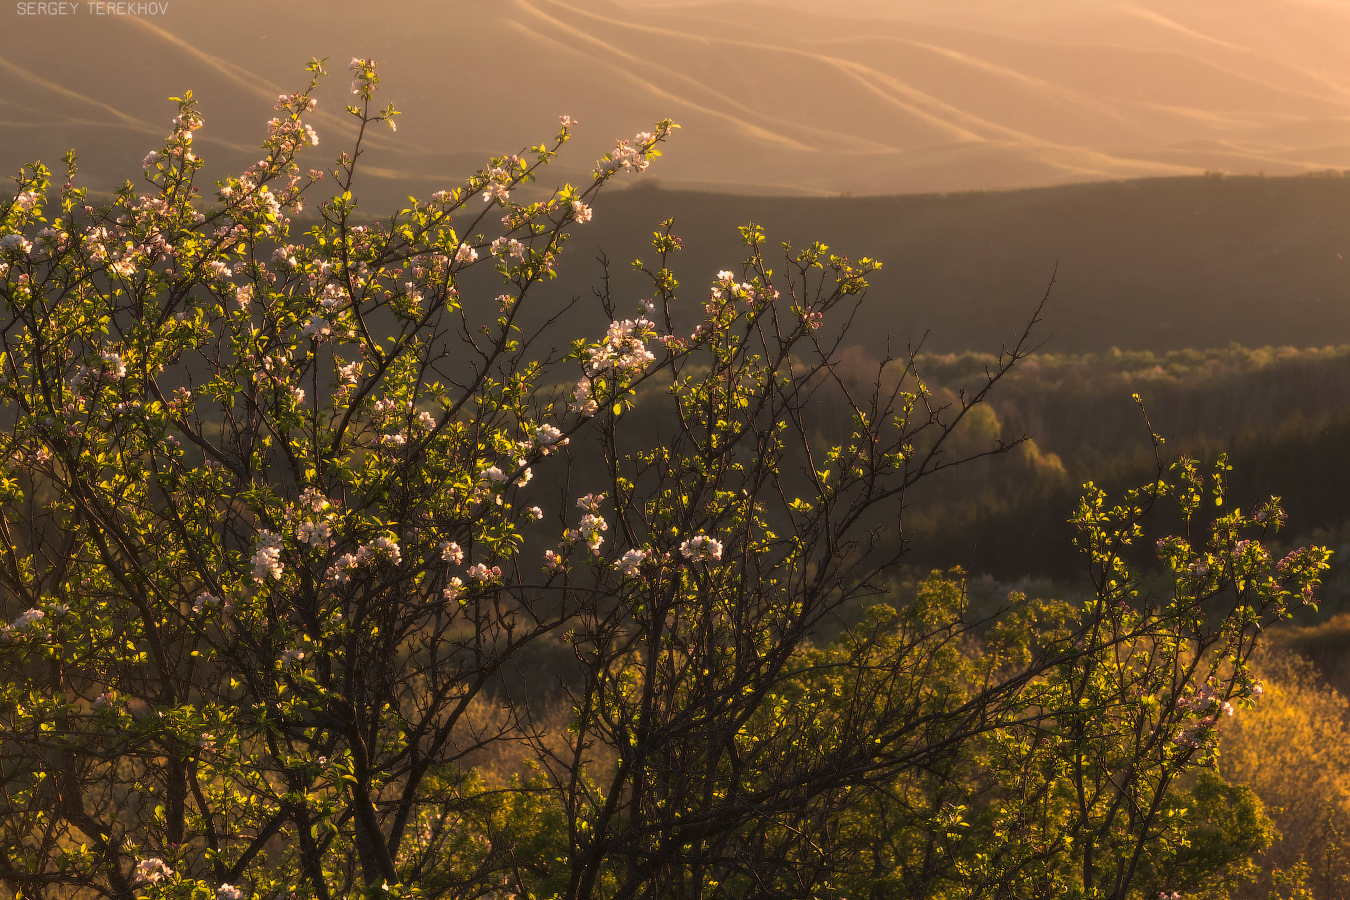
[1229,538,1269,567]
[1273,546,1327,606]
[480,166,512,204]
[440,541,464,564]
[1252,501,1288,526]
[709,269,774,310]
[216,885,244,900]
[325,536,402,584]
[443,577,465,603]
[279,647,306,667]
[466,563,502,583]
[543,549,566,573]
[572,317,659,414]
[680,534,723,563]
[584,318,657,378]
[263,115,319,155]
[1171,683,1234,749]
[571,200,593,224]
[598,131,656,175]
[571,378,599,417]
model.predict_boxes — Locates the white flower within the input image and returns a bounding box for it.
[440,541,464,564]
[299,487,330,512]
[616,549,648,577]
[100,351,127,380]
[455,243,478,265]
[490,237,527,259]
[135,858,174,884]
[2,608,46,643]
[534,424,565,447]
[571,379,598,417]
[319,282,348,309]
[515,467,533,487]
[566,513,608,555]
[543,549,565,573]
[337,360,362,384]
[216,884,244,900]
[251,531,284,582]
[443,576,465,603]
[302,317,332,340]
[368,536,402,565]
[680,535,723,562]
[526,507,544,521]
[193,592,229,615]
[279,648,306,667]
[571,200,592,223]
[0,234,33,256]
[480,466,507,484]
[297,521,333,548]
[326,553,359,584]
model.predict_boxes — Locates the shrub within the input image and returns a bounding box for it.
[0,59,1330,900]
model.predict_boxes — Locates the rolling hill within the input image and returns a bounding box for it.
[5,0,1350,200]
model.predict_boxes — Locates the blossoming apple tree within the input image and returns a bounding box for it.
[0,58,1331,900]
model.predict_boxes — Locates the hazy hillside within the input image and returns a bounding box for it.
[534,172,1350,355]
[6,0,1350,199]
